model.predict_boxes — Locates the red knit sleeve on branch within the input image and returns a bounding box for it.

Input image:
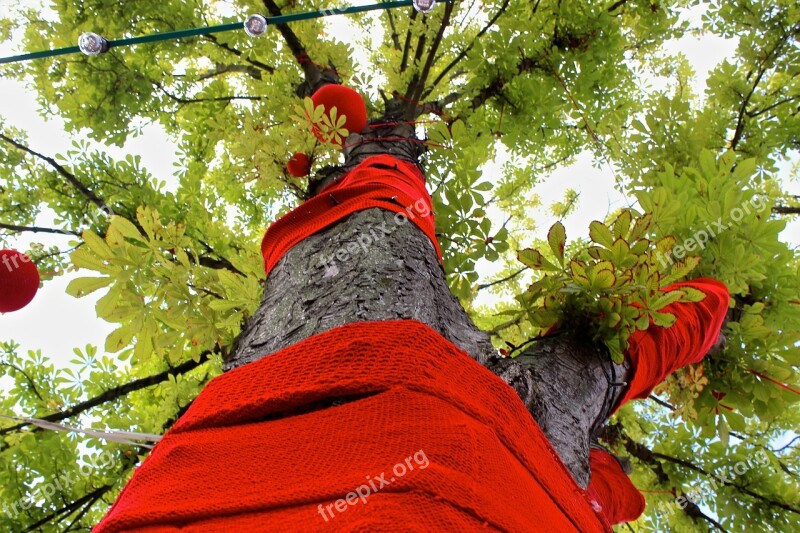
[261,155,442,277]
[615,278,730,410]
[586,448,645,526]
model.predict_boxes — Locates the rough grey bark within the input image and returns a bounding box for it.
[227,207,497,368]
[489,338,629,486]
[225,109,630,488]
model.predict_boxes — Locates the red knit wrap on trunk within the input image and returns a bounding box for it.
[260,155,441,277]
[95,320,608,532]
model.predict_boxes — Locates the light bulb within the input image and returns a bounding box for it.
[244,14,268,37]
[78,32,109,56]
[413,0,437,14]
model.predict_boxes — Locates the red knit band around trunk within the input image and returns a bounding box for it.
[95,320,608,532]
[261,155,441,277]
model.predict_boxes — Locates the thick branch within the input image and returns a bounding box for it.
[262,0,340,93]
[488,334,630,487]
[424,0,511,99]
[406,1,455,110]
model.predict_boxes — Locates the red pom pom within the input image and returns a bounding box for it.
[287,152,311,177]
[310,85,367,144]
[0,249,40,313]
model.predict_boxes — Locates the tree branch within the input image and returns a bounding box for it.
[202,35,275,74]
[0,350,213,440]
[438,56,544,115]
[262,0,339,93]
[476,266,528,292]
[21,483,114,533]
[618,432,800,517]
[384,5,402,51]
[607,0,631,13]
[405,1,455,113]
[772,205,800,215]
[729,35,788,150]
[0,222,81,237]
[424,0,511,99]
[159,87,266,105]
[399,9,419,73]
[0,362,44,401]
[0,133,109,212]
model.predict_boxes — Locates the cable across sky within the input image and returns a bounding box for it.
[0,0,442,65]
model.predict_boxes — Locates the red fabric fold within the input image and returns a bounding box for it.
[95,320,607,533]
[586,449,645,526]
[260,155,441,277]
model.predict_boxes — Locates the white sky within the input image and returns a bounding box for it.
[0,3,798,379]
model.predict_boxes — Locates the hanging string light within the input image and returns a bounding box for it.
[0,0,449,65]
[243,14,269,37]
[413,0,437,13]
[77,32,109,56]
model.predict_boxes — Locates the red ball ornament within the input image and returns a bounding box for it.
[287,152,311,177]
[0,249,40,313]
[310,85,367,144]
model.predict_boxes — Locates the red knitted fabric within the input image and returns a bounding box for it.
[95,320,607,533]
[615,278,730,410]
[586,449,645,526]
[580,278,729,526]
[260,155,441,277]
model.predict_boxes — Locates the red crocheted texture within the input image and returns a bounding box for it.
[260,155,442,277]
[586,449,645,526]
[583,278,729,525]
[616,278,730,410]
[95,320,608,533]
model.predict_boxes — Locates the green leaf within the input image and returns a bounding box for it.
[589,221,614,248]
[547,221,566,265]
[65,276,112,298]
[518,248,558,271]
[82,230,114,259]
[105,324,135,353]
[651,311,677,328]
[699,149,717,178]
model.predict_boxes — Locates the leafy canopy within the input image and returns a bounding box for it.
[1,0,799,530]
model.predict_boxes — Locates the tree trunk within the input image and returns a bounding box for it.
[225,112,629,488]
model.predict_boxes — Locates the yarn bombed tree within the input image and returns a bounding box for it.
[1,1,799,531]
